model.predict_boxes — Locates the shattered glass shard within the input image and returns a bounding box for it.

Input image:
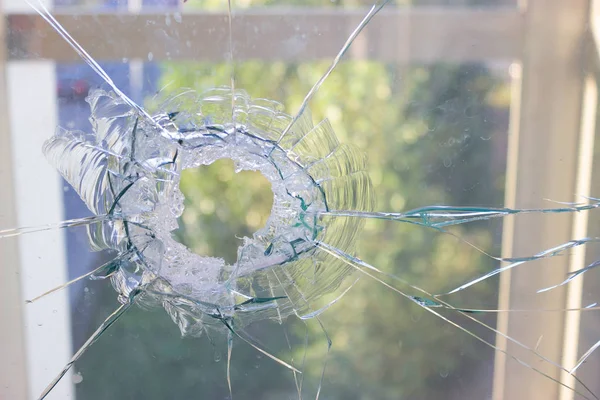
[45,85,375,329]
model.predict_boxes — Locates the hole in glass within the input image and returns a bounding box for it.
[174,158,274,265]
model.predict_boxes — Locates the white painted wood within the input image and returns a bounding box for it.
[7,60,74,400]
[493,1,590,399]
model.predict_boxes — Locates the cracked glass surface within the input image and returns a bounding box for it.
[4,0,600,399]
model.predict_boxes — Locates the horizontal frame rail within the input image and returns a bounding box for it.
[6,7,524,63]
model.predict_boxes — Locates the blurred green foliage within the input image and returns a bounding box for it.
[75,58,507,399]
[74,4,509,397]
[175,159,274,264]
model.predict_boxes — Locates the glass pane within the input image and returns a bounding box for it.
[1,1,596,400]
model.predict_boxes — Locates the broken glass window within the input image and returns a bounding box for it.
[2,0,600,399]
